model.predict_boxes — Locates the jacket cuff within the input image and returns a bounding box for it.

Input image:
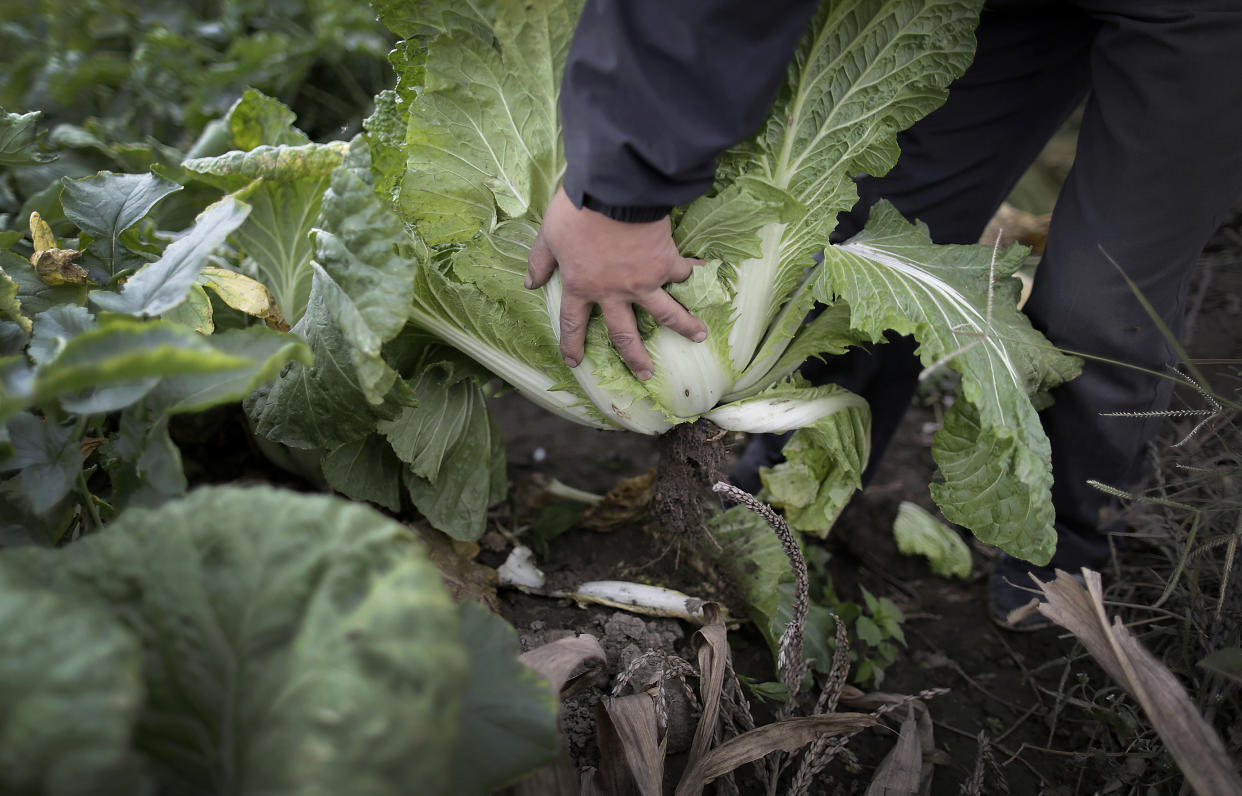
[580,193,671,223]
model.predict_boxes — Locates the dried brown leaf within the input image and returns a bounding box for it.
[596,692,666,796]
[865,715,922,796]
[675,714,878,795]
[580,470,657,531]
[415,526,500,609]
[840,689,938,794]
[31,248,88,285]
[677,602,729,796]
[1036,569,1242,796]
[519,634,607,698]
[513,748,580,796]
[513,635,609,796]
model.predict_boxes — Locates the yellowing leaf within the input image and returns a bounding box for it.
[162,283,215,334]
[198,266,287,329]
[28,211,56,253]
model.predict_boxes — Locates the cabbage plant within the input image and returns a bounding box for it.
[359,0,1080,562]
[0,486,558,795]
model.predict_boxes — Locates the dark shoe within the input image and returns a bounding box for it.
[988,554,1085,632]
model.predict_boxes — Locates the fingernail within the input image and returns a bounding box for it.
[637,369,652,381]
[692,330,707,343]
[564,356,578,368]
[524,274,533,289]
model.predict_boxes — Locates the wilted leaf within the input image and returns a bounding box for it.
[1,251,87,315]
[677,714,878,795]
[580,470,656,531]
[415,525,500,609]
[197,266,286,329]
[1036,569,1242,796]
[519,634,607,698]
[31,248,89,286]
[515,633,607,796]
[677,603,730,796]
[28,211,57,253]
[865,714,923,796]
[596,692,665,796]
[161,283,214,333]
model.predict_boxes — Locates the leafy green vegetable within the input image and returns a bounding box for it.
[0,565,148,796]
[892,500,972,579]
[2,486,471,795]
[322,434,404,512]
[357,0,1078,558]
[818,203,1081,561]
[0,1,393,147]
[0,413,80,514]
[0,107,53,166]
[238,132,508,540]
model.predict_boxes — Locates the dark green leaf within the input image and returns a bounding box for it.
[445,604,559,795]
[322,434,403,512]
[143,326,311,415]
[0,566,149,795]
[245,270,391,450]
[399,378,507,541]
[90,194,250,316]
[0,107,54,166]
[0,321,26,357]
[61,172,182,277]
[29,304,96,365]
[0,412,79,514]
[527,502,585,557]
[101,408,185,511]
[14,317,254,420]
[7,486,469,796]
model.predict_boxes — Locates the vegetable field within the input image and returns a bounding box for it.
[2,1,1239,794]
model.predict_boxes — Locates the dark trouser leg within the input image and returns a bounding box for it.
[1026,3,1242,567]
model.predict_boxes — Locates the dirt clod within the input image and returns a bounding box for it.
[652,419,727,538]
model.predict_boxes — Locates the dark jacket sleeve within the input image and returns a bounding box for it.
[560,0,820,221]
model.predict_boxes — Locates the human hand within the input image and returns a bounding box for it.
[525,188,707,380]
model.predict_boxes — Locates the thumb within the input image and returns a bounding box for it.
[526,230,557,289]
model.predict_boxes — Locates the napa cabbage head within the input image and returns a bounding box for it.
[367,0,1081,563]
